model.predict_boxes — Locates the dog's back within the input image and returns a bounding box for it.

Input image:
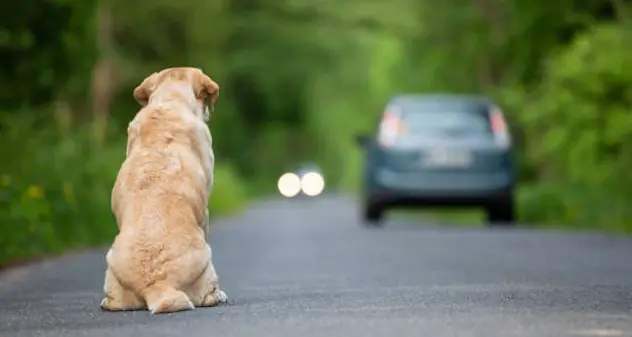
[109,104,211,313]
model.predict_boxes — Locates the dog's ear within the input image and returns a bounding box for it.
[194,72,220,110]
[133,72,160,106]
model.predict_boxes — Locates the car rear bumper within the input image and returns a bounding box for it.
[366,168,513,206]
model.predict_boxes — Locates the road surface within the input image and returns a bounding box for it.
[1,195,632,337]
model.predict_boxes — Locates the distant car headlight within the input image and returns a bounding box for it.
[278,173,301,198]
[300,172,325,196]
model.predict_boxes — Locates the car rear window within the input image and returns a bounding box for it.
[398,102,491,137]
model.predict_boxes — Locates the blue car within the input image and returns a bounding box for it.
[355,94,516,226]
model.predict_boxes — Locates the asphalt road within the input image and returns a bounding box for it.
[2,194,632,337]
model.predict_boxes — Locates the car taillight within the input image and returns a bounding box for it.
[378,108,406,147]
[490,106,511,148]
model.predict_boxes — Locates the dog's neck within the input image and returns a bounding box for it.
[148,83,206,122]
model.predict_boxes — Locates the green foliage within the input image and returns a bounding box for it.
[1,0,631,265]
[0,114,122,264]
[503,23,632,232]
[523,24,632,185]
[517,183,632,233]
[0,0,96,108]
[209,163,247,216]
[0,113,247,265]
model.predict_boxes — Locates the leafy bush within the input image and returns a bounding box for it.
[0,114,247,265]
[501,23,632,231]
[0,115,124,264]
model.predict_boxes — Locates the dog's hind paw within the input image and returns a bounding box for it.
[215,289,228,304]
[199,288,228,307]
[100,297,121,311]
[100,297,109,310]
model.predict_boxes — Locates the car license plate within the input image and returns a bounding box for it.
[422,148,472,168]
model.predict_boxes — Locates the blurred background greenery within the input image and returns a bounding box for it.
[1,0,631,265]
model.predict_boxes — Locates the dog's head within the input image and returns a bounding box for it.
[133,67,220,121]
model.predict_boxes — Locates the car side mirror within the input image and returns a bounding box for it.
[355,134,370,147]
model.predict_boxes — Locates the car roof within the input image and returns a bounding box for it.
[388,93,494,106]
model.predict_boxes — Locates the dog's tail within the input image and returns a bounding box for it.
[142,283,194,315]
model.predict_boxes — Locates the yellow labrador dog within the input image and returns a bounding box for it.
[100,67,227,315]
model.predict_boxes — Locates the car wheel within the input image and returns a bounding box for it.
[362,203,384,227]
[485,195,515,226]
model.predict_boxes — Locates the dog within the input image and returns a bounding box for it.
[100,67,227,315]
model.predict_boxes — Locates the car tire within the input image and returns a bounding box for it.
[485,194,516,226]
[362,203,384,227]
